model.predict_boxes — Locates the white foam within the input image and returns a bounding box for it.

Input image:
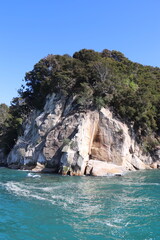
[4,180,102,214]
[122,182,160,186]
[103,219,124,229]
[27,173,41,178]
[5,182,30,197]
[4,181,53,203]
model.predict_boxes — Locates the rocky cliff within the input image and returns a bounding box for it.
[5,93,159,176]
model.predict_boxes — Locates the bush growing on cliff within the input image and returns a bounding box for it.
[0,101,23,154]
[1,48,160,154]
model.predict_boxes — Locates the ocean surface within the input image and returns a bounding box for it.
[0,168,160,240]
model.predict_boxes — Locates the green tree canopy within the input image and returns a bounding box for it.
[1,48,160,154]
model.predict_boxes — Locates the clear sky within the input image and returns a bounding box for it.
[0,0,159,105]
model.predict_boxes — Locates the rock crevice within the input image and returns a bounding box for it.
[5,93,159,176]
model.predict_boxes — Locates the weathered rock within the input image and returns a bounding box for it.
[153,146,160,161]
[6,93,158,176]
[150,162,158,169]
[0,149,7,166]
[8,164,20,169]
[31,162,45,172]
[85,160,125,176]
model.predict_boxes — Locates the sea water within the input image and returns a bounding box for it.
[0,168,160,240]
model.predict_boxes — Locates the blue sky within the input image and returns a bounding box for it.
[0,0,160,105]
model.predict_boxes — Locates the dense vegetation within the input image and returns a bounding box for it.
[0,103,22,154]
[0,49,160,154]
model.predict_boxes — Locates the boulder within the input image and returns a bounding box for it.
[86,160,125,176]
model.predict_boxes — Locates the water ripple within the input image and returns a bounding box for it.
[0,169,160,240]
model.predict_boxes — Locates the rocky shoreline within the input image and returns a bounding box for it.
[1,94,160,176]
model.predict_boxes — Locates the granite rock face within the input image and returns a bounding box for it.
[6,93,158,175]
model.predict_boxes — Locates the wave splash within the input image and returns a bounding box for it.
[27,173,41,178]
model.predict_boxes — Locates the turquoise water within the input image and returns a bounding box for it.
[0,168,160,240]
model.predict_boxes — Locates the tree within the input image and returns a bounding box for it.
[0,104,9,126]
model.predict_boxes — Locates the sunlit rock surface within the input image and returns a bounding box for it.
[6,93,157,175]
